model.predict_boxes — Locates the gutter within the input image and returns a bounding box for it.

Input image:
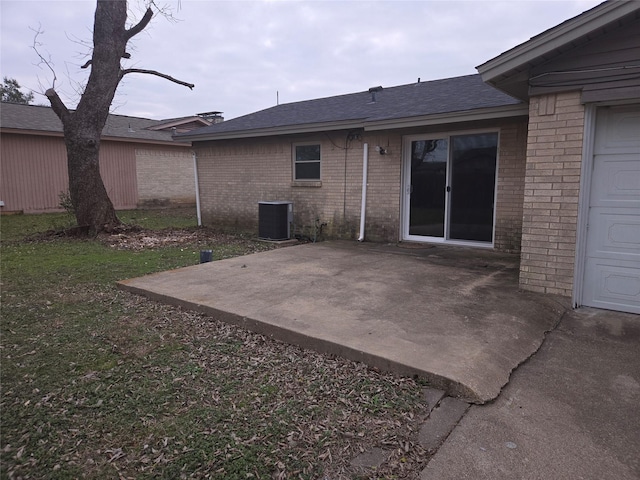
[176,104,528,143]
[358,143,369,242]
[176,119,366,142]
[193,151,202,226]
[0,128,191,147]
[364,104,529,131]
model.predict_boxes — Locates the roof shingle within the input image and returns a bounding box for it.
[0,102,184,143]
[178,74,522,139]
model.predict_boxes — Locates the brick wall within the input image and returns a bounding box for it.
[196,132,377,239]
[520,91,584,296]
[360,131,403,242]
[196,137,289,230]
[195,121,527,247]
[494,120,528,252]
[136,147,195,206]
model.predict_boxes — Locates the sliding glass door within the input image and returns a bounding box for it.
[408,138,448,237]
[404,132,498,244]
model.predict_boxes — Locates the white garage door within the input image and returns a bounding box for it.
[582,105,640,314]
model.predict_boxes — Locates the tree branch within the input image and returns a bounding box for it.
[30,25,71,124]
[30,25,58,90]
[120,68,194,89]
[125,7,153,40]
[81,52,130,69]
[45,88,71,124]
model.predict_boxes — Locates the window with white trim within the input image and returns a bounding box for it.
[293,144,321,180]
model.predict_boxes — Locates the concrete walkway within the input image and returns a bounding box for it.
[422,307,640,479]
[118,241,567,403]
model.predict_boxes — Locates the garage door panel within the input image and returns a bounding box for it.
[586,208,640,258]
[594,106,640,154]
[584,259,640,314]
[590,154,640,206]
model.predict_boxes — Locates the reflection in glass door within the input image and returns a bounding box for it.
[405,132,498,243]
[409,138,448,237]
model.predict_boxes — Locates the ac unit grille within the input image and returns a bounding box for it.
[258,201,292,240]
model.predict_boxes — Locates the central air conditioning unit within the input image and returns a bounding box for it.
[258,201,293,241]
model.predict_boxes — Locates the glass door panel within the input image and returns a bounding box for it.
[409,139,448,237]
[404,132,498,244]
[449,133,498,242]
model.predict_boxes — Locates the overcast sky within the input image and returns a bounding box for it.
[1,0,603,121]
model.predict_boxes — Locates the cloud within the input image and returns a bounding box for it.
[1,0,603,120]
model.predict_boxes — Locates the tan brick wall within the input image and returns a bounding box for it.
[520,91,584,296]
[495,120,528,252]
[196,132,376,239]
[195,122,526,246]
[136,147,195,206]
[360,131,403,242]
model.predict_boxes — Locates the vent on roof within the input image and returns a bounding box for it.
[368,86,383,103]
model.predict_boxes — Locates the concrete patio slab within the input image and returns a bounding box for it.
[117,241,568,403]
[421,307,640,479]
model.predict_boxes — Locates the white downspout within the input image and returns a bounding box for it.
[358,143,369,242]
[192,151,202,226]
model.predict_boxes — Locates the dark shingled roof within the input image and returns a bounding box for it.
[0,102,184,143]
[178,74,523,140]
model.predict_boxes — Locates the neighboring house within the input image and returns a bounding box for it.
[0,103,214,212]
[179,0,639,315]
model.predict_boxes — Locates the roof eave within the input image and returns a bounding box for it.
[180,119,366,142]
[364,104,529,131]
[477,1,639,85]
[0,127,63,137]
[1,127,190,146]
[100,135,192,147]
[180,105,528,141]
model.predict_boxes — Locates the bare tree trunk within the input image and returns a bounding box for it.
[43,0,193,233]
[47,0,129,231]
[64,124,119,230]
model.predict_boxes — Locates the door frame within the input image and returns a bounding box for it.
[401,129,500,247]
[572,103,597,308]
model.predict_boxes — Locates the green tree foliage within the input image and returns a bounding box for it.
[1,77,34,104]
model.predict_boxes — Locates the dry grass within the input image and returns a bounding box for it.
[1,210,431,479]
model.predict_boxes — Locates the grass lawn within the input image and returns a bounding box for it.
[1,209,429,479]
